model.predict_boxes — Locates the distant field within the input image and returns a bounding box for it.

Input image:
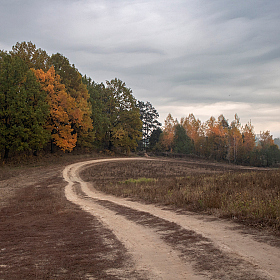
[81,158,280,233]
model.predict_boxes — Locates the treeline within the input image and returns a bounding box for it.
[1,42,279,167]
[0,41,161,160]
[149,113,280,167]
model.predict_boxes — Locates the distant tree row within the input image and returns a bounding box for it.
[0,41,161,160]
[149,113,280,167]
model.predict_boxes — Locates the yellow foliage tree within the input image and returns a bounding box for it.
[161,113,178,152]
[32,67,80,152]
[181,113,205,155]
[50,53,93,148]
[240,121,256,163]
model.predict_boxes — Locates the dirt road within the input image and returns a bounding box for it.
[63,158,280,280]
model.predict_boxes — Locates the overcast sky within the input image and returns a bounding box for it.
[1,0,280,137]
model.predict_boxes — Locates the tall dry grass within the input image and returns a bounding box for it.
[84,164,280,232]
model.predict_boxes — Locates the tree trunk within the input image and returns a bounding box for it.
[4,147,9,159]
[51,139,54,153]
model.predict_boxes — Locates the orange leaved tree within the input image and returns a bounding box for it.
[50,53,93,148]
[181,113,205,156]
[32,66,80,152]
[160,113,178,152]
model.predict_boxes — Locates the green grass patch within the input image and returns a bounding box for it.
[119,178,157,184]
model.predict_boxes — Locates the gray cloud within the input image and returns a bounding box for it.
[0,0,279,136]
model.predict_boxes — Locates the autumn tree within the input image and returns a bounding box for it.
[240,121,256,164]
[259,131,274,147]
[0,52,49,159]
[32,67,81,152]
[160,113,177,152]
[181,113,205,156]
[148,110,279,166]
[50,53,93,148]
[203,115,229,160]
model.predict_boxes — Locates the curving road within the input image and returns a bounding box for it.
[63,158,280,280]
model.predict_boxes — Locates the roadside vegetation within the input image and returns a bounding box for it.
[81,159,280,233]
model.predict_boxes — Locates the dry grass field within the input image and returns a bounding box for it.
[80,157,280,234]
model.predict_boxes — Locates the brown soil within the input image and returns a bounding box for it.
[0,157,144,280]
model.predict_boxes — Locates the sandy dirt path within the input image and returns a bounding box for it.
[63,158,280,280]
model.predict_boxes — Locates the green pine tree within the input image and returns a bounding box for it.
[0,52,49,159]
